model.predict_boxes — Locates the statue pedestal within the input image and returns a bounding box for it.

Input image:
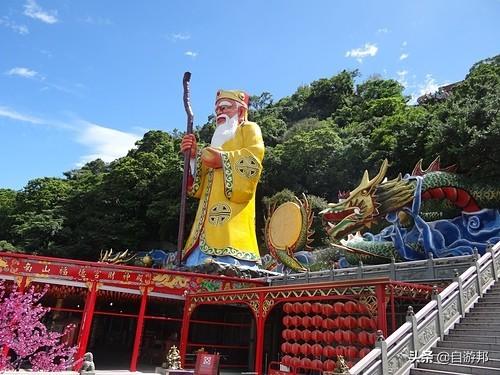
[155,368,194,375]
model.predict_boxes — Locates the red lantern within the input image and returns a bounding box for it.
[312,302,322,314]
[291,343,301,355]
[282,315,291,327]
[336,345,346,357]
[322,303,334,316]
[359,347,371,358]
[343,316,358,330]
[293,329,302,341]
[358,316,370,330]
[300,343,312,356]
[323,359,336,372]
[302,302,312,314]
[322,318,334,330]
[291,315,301,328]
[334,329,344,343]
[290,357,301,368]
[345,346,359,360]
[323,345,335,357]
[358,331,369,346]
[301,329,312,342]
[281,342,291,353]
[323,330,335,344]
[368,332,377,346]
[311,343,323,357]
[282,329,291,340]
[344,300,358,314]
[282,355,292,366]
[302,315,312,328]
[283,303,293,314]
[368,318,377,330]
[301,357,312,368]
[293,302,303,314]
[333,301,344,314]
[311,359,323,370]
[342,330,357,344]
[312,315,323,328]
[357,302,369,314]
[311,330,323,342]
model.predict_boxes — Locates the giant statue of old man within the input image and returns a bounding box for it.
[180,90,265,267]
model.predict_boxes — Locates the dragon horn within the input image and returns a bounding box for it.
[360,159,389,188]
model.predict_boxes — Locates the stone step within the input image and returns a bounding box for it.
[433,345,500,362]
[437,340,500,352]
[455,322,500,330]
[445,333,500,344]
[447,327,500,344]
[417,362,500,374]
[474,301,500,308]
[465,311,500,318]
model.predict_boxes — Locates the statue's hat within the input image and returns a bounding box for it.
[216,89,249,108]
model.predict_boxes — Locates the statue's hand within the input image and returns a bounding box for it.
[180,134,197,158]
[201,147,222,169]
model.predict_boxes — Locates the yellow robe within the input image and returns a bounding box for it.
[182,121,265,263]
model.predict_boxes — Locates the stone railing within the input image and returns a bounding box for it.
[348,240,500,375]
[267,253,477,286]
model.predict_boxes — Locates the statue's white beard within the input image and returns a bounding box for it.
[211,114,239,148]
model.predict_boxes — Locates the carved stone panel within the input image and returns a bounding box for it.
[443,299,459,328]
[388,344,410,375]
[463,282,477,306]
[418,319,437,349]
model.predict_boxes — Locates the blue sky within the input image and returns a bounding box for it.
[1,0,498,190]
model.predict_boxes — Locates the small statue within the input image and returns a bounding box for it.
[334,354,350,374]
[80,352,95,374]
[166,345,182,370]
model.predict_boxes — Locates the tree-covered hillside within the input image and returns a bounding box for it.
[1,55,498,260]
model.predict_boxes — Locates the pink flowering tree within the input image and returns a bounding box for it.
[0,281,77,371]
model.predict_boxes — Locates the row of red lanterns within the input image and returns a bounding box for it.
[283,301,368,316]
[282,315,377,330]
[282,329,377,346]
[281,342,372,359]
[281,356,357,371]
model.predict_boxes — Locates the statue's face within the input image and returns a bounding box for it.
[215,99,240,126]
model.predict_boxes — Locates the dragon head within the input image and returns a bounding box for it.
[321,159,389,240]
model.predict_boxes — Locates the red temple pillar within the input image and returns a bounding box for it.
[254,293,265,375]
[390,285,396,333]
[17,275,29,293]
[75,281,98,365]
[130,287,149,371]
[180,296,192,368]
[376,283,388,337]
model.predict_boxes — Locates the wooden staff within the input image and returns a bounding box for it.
[177,72,194,266]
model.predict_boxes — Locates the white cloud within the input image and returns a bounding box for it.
[407,74,448,104]
[377,28,389,34]
[6,67,41,79]
[75,122,141,165]
[24,0,58,24]
[345,43,378,63]
[402,41,408,47]
[397,70,408,87]
[0,17,29,34]
[81,16,112,25]
[418,74,440,96]
[400,53,409,60]
[169,32,191,41]
[185,51,198,58]
[0,106,44,124]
